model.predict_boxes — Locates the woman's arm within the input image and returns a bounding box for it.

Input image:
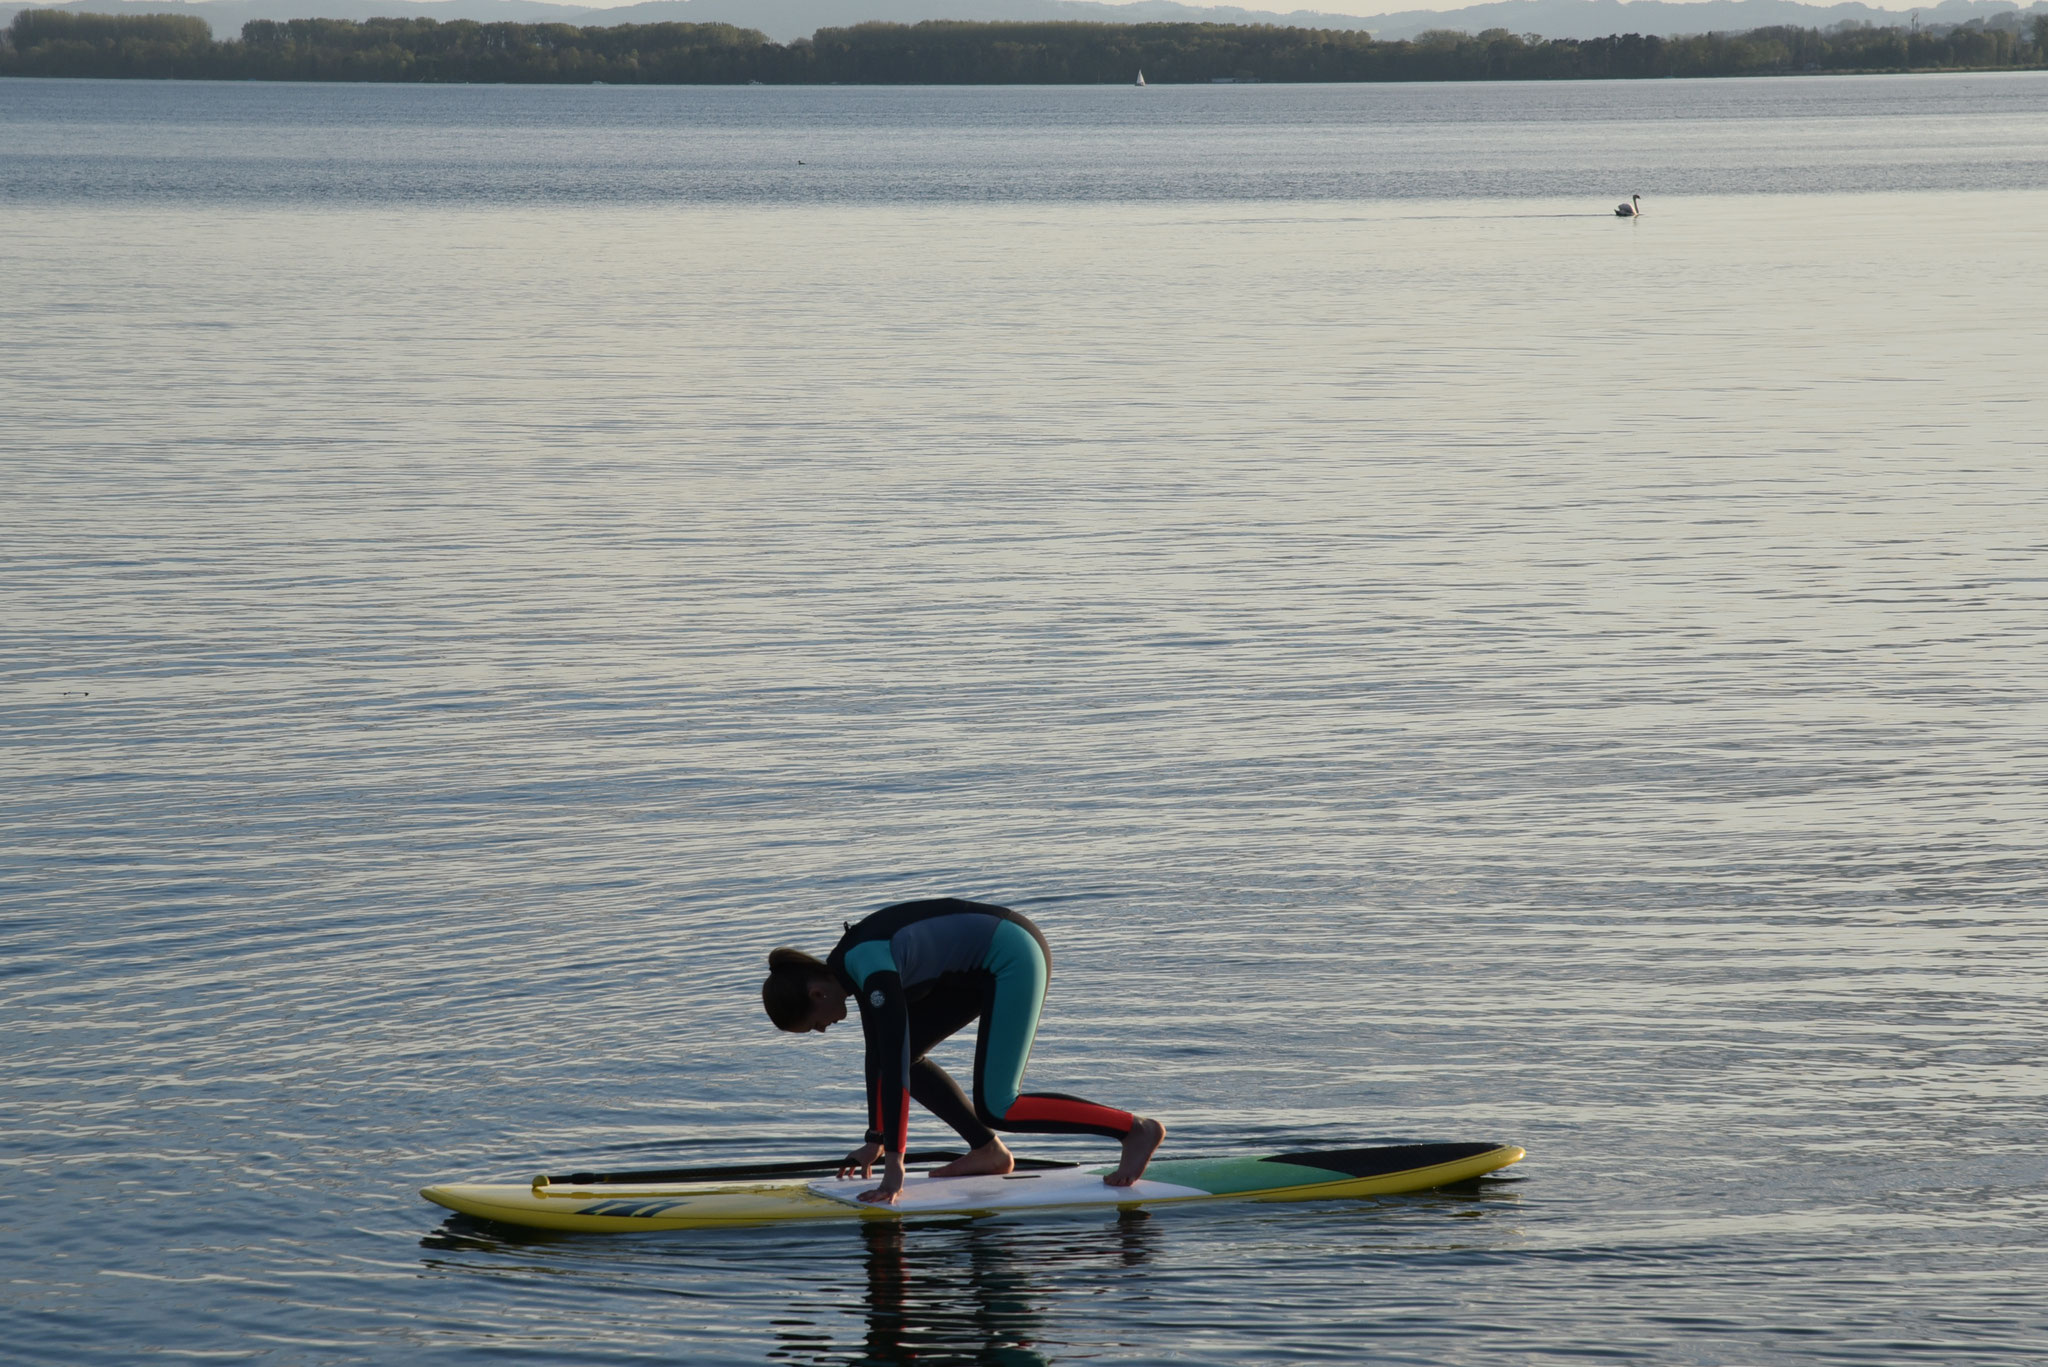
[853,967,911,1160]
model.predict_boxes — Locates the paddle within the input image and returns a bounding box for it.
[546,1150,1080,1186]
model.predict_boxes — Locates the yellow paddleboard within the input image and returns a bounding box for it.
[422,1141,1524,1234]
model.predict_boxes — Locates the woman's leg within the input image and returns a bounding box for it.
[971,919,1135,1139]
[908,976,998,1150]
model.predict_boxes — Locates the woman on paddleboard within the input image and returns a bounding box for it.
[762,897,1167,1206]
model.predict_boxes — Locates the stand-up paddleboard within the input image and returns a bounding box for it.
[421,1142,1524,1233]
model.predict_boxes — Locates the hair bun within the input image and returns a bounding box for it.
[768,946,826,974]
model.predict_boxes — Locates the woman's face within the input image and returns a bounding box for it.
[804,981,848,1032]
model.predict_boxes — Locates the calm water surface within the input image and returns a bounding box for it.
[3,74,2046,1365]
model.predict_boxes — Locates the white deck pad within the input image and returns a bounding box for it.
[807,1167,1208,1212]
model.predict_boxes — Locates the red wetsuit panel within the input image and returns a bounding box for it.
[1001,1095,1134,1136]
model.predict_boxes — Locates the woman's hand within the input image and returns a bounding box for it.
[837,1142,884,1181]
[857,1153,906,1205]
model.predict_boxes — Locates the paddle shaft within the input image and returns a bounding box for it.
[549,1150,1079,1186]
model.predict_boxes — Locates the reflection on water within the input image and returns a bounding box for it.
[416,1209,1158,1366]
[806,1215,1155,1367]
[414,1188,1537,1365]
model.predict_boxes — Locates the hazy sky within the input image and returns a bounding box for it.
[524,0,1936,15]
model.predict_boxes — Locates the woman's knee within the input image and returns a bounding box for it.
[973,1091,1016,1130]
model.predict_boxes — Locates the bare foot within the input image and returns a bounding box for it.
[1104,1118,1165,1187]
[930,1139,1014,1179]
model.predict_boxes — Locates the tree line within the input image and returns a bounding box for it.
[5,9,2045,83]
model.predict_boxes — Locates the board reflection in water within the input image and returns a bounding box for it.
[416,1208,1161,1365]
[417,1180,1521,1363]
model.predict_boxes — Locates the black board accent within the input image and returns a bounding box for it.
[550,1150,1079,1186]
[1266,1142,1503,1179]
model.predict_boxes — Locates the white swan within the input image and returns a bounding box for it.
[1615,194,1641,218]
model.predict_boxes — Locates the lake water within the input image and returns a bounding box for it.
[3,72,2046,1365]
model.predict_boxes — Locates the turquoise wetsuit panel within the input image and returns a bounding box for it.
[976,919,1048,1117]
[841,939,899,994]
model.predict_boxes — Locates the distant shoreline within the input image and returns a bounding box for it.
[5,11,2045,83]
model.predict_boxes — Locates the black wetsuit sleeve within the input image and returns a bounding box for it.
[853,970,911,1154]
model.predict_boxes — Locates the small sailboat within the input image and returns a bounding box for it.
[1135,69,1146,87]
[1615,194,1641,218]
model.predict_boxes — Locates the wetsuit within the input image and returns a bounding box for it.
[826,898,1135,1156]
